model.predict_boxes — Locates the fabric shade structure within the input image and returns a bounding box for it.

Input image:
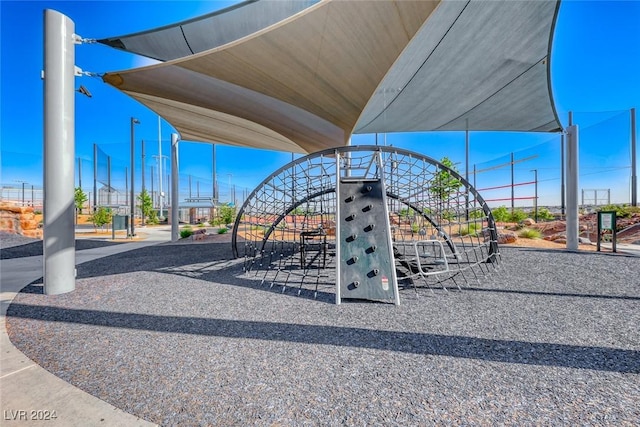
[101,0,562,154]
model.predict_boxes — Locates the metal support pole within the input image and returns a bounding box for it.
[631,107,637,206]
[171,133,180,241]
[107,156,111,205]
[93,143,97,212]
[21,182,25,206]
[510,152,515,212]
[130,117,139,237]
[473,164,477,208]
[141,139,146,226]
[212,144,216,202]
[158,116,163,219]
[43,9,75,295]
[560,134,565,218]
[141,139,146,193]
[465,120,469,220]
[78,157,82,188]
[531,169,538,222]
[566,125,579,251]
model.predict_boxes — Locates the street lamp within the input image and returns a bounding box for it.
[130,117,140,237]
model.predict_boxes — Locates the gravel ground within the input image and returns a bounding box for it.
[0,232,123,259]
[5,242,640,426]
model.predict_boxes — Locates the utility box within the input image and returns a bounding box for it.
[112,214,129,240]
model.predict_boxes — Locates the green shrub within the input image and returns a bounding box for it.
[531,207,555,221]
[147,210,159,225]
[491,206,510,222]
[459,223,479,236]
[598,204,640,218]
[197,222,206,228]
[518,228,542,239]
[469,209,485,219]
[509,209,527,223]
[90,207,112,230]
[219,205,236,225]
[399,208,415,218]
[217,227,228,234]
[180,226,193,239]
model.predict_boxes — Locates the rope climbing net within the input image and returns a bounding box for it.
[232,145,500,303]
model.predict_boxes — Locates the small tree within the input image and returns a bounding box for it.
[137,189,154,225]
[219,205,236,226]
[431,157,462,219]
[90,206,112,231]
[74,187,88,214]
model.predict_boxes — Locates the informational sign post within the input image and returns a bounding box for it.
[596,211,617,252]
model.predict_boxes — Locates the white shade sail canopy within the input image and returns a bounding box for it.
[101,0,562,154]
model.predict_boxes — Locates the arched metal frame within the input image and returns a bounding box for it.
[232,145,499,302]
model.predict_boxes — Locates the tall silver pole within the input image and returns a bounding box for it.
[43,9,75,295]
[560,134,565,218]
[566,125,579,251]
[107,156,111,205]
[510,152,515,212]
[141,139,146,226]
[141,139,146,193]
[171,133,180,241]
[130,117,139,236]
[158,116,163,219]
[93,143,97,212]
[531,169,538,222]
[212,144,216,202]
[631,107,637,206]
[465,119,469,220]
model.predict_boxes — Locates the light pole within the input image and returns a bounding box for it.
[130,117,140,237]
[531,169,538,223]
[227,173,232,204]
[141,139,146,226]
[153,154,168,219]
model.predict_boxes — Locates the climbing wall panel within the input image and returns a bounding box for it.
[337,178,398,304]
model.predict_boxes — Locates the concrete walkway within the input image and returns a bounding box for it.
[1,226,171,426]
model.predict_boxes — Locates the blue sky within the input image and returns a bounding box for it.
[1,0,639,207]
